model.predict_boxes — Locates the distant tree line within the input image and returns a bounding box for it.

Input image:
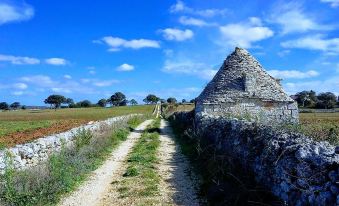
[292,90,338,109]
[0,92,197,111]
[0,101,26,111]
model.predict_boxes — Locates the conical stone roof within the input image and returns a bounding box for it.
[197,47,293,104]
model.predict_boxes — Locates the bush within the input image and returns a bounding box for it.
[74,128,93,150]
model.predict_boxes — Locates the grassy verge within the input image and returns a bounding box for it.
[168,113,282,206]
[113,118,161,205]
[0,115,146,206]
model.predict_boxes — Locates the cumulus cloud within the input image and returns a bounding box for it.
[219,17,274,48]
[0,54,40,65]
[162,60,217,80]
[179,16,212,27]
[321,0,339,8]
[267,70,319,79]
[284,76,339,95]
[0,1,34,25]
[281,35,339,53]
[269,2,333,34]
[160,28,194,41]
[45,58,68,65]
[116,63,135,71]
[170,0,228,17]
[13,83,28,90]
[95,36,160,51]
[20,75,56,87]
[19,75,110,94]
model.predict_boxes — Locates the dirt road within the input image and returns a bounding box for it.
[58,119,153,206]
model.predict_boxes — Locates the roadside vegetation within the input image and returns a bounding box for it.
[0,115,146,206]
[112,118,161,205]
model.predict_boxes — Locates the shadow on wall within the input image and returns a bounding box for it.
[168,112,284,206]
[169,111,338,206]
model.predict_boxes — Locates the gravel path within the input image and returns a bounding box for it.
[157,119,201,206]
[58,119,153,206]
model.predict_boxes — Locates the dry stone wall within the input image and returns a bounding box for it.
[188,113,338,206]
[0,114,138,173]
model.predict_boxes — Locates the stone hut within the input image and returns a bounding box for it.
[195,47,299,124]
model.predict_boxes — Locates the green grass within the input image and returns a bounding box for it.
[0,115,146,206]
[116,118,161,204]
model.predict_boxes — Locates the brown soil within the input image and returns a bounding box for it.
[0,120,88,147]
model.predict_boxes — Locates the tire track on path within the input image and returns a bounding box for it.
[58,119,153,206]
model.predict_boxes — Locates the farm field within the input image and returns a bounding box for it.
[0,105,154,147]
[299,112,339,145]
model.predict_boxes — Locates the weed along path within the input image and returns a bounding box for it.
[58,119,153,206]
[157,119,201,206]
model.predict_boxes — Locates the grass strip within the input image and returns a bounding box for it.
[115,118,161,205]
[0,115,146,206]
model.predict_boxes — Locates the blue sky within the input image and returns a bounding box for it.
[0,0,339,105]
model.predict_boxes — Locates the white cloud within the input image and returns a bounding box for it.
[116,63,135,71]
[277,50,291,57]
[20,75,55,87]
[269,2,333,34]
[80,78,120,87]
[179,16,212,27]
[92,79,120,87]
[13,83,28,90]
[162,60,217,80]
[170,0,228,17]
[284,76,339,95]
[281,35,339,53]
[267,70,319,79]
[52,87,72,93]
[95,36,160,51]
[160,28,194,41]
[45,58,67,65]
[64,74,72,79]
[19,75,98,94]
[0,54,40,65]
[163,49,174,57]
[0,1,34,25]
[219,18,274,48]
[321,0,339,8]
